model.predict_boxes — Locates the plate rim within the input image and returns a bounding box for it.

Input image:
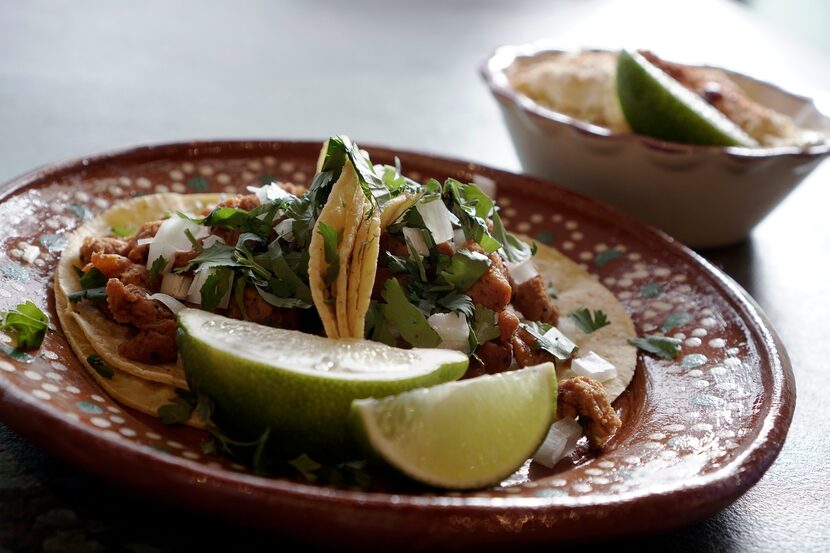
[0,139,796,540]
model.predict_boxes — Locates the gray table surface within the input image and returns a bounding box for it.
[1,1,828,551]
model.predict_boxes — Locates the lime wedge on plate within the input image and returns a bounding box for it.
[616,49,757,147]
[351,363,557,489]
[176,309,468,458]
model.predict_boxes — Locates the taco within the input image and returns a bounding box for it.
[56,136,635,448]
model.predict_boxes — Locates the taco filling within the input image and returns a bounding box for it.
[56,136,636,456]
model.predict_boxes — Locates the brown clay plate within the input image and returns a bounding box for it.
[0,141,794,550]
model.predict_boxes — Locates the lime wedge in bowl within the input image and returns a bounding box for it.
[351,363,557,489]
[616,49,757,146]
[176,309,468,458]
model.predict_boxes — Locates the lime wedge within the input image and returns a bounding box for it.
[616,49,757,147]
[351,363,557,489]
[176,309,468,457]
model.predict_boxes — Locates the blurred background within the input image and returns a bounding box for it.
[1,0,829,182]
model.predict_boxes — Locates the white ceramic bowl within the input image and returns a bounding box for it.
[481,44,830,248]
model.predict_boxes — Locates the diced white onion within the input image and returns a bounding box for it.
[427,312,469,353]
[533,417,582,468]
[543,326,578,357]
[136,237,154,246]
[247,183,291,204]
[416,199,454,245]
[195,225,211,240]
[402,227,429,257]
[572,351,618,381]
[146,216,201,273]
[452,228,466,250]
[472,174,497,198]
[148,293,187,315]
[21,245,40,264]
[187,268,232,309]
[506,256,539,286]
[160,273,193,299]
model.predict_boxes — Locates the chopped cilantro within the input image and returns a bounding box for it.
[148,255,167,285]
[660,311,693,334]
[520,323,577,361]
[189,242,238,271]
[87,354,113,379]
[469,304,500,351]
[316,222,340,286]
[0,301,49,350]
[569,307,611,333]
[79,267,107,290]
[184,228,204,253]
[628,335,682,359]
[68,287,107,303]
[381,278,440,348]
[110,226,135,238]
[436,293,474,318]
[200,268,233,312]
[440,250,490,292]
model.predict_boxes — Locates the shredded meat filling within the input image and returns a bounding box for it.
[125,220,162,264]
[465,244,512,312]
[80,237,129,264]
[558,376,621,448]
[105,279,177,363]
[88,252,148,288]
[512,275,559,326]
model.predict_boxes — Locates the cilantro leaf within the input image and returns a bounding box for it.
[520,323,577,361]
[440,250,490,292]
[660,311,693,334]
[200,268,233,312]
[437,293,474,319]
[68,287,107,303]
[0,301,49,349]
[148,255,167,285]
[381,278,441,348]
[87,354,113,379]
[629,335,682,359]
[470,304,500,350]
[189,242,239,271]
[79,267,107,290]
[316,222,340,286]
[569,307,611,333]
[110,226,135,238]
[491,210,532,262]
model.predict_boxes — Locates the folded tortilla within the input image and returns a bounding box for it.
[55,193,221,417]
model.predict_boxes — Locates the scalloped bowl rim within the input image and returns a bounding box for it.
[481,42,830,159]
